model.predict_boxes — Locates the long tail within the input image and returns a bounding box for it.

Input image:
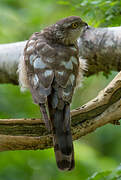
[48,98,75,171]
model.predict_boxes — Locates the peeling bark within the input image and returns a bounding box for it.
[0,71,120,151]
[0,27,121,84]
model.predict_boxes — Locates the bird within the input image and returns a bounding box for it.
[18,16,88,171]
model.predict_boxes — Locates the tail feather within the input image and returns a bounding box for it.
[68,145,75,171]
[48,100,74,171]
[39,103,51,131]
[47,86,74,171]
[53,108,73,156]
[53,134,74,171]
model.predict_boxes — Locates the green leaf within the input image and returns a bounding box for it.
[88,165,121,180]
[88,171,112,180]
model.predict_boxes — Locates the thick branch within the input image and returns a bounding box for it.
[0,27,121,84]
[0,71,120,151]
[79,27,121,76]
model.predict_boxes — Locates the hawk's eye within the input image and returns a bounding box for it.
[71,22,78,29]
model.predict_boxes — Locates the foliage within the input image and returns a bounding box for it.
[0,143,118,180]
[88,165,121,180]
[0,0,121,180]
[57,0,121,27]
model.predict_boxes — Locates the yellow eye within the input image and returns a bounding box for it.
[71,22,78,29]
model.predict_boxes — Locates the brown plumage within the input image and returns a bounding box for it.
[19,16,88,171]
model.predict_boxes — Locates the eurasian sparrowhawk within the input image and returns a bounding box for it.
[19,16,88,171]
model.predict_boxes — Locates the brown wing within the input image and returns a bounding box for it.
[24,32,79,104]
[24,33,54,104]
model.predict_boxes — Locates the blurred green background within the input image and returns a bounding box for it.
[0,0,121,179]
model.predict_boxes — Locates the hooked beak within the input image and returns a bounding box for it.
[83,22,89,30]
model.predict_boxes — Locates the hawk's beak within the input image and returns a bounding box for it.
[84,23,89,30]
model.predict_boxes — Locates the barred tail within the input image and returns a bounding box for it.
[53,134,75,171]
[48,103,75,171]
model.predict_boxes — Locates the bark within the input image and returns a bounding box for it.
[0,27,121,84]
[0,41,25,84]
[79,27,121,77]
[0,71,120,151]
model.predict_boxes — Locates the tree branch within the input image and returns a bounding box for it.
[79,27,121,76]
[0,27,121,84]
[0,26,121,151]
[0,71,120,151]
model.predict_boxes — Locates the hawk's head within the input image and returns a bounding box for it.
[43,16,88,46]
[53,16,88,45]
